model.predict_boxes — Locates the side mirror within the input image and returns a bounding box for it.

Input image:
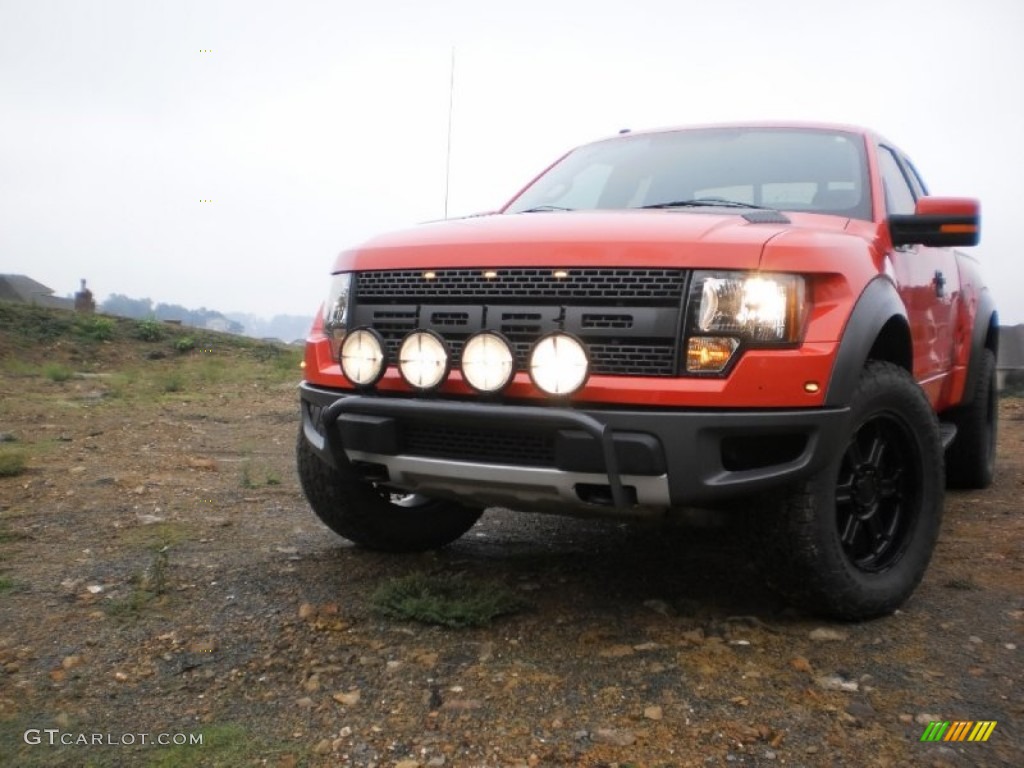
[889,197,980,247]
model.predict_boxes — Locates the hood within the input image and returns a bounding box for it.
[332,210,849,273]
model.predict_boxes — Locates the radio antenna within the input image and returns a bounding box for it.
[444,46,455,219]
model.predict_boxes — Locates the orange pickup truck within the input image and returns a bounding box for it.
[297,123,997,619]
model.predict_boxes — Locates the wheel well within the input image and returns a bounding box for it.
[985,313,999,355]
[866,316,912,372]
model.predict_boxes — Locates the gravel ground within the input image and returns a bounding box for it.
[0,329,1021,767]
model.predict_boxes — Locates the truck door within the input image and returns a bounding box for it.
[878,145,960,396]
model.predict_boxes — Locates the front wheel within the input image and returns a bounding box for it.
[766,361,944,620]
[297,432,483,552]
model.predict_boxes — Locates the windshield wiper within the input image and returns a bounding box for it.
[639,198,772,211]
[518,205,575,213]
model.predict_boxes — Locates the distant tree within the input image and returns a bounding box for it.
[101,294,153,319]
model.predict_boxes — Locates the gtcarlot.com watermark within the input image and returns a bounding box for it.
[24,729,203,747]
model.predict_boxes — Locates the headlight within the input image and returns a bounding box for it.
[461,332,515,393]
[529,332,589,395]
[323,273,352,361]
[340,328,386,387]
[687,271,805,373]
[398,330,450,390]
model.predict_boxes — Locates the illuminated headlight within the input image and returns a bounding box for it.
[528,333,589,395]
[398,331,450,390]
[340,328,386,387]
[461,332,515,393]
[687,271,805,373]
[322,272,352,360]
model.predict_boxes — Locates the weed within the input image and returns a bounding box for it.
[42,363,73,382]
[146,723,280,767]
[0,447,28,477]
[160,371,185,393]
[239,461,254,488]
[135,317,165,342]
[175,336,196,353]
[371,571,527,627]
[0,576,14,592]
[107,547,170,620]
[265,469,281,485]
[1,358,38,377]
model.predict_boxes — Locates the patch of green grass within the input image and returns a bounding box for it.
[0,357,39,377]
[0,447,28,477]
[0,576,14,592]
[145,723,297,768]
[264,469,281,486]
[42,362,74,382]
[371,571,527,628]
[0,302,74,342]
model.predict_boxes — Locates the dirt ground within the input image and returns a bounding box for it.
[0,317,1021,767]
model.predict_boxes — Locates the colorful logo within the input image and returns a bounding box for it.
[920,721,997,742]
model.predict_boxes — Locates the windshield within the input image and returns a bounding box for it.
[504,127,872,220]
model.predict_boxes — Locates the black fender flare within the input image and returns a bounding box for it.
[824,277,910,407]
[960,288,999,407]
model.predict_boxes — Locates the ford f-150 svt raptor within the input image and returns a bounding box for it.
[297,123,997,620]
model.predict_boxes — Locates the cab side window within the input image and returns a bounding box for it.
[878,147,917,215]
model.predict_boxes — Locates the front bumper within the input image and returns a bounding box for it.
[300,383,850,517]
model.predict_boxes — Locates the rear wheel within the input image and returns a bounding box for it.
[297,432,483,552]
[946,349,997,489]
[766,361,944,620]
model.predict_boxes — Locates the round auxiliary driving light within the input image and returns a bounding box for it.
[339,328,386,387]
[528,332,589,396]
[461,332,515,393]
[398,330,450,390]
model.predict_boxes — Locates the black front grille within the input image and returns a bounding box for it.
[356,268,687,301]
[403,422,555,467]
[353,267,687,377]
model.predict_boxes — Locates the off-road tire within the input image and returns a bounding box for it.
[946,349,997,489]
[297,432,483,552]
[765,361,944,620]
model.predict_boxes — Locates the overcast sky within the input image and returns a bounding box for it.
[1,0,1022,323]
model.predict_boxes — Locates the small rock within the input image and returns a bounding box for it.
[680,628,705,644]
[592,728,636,746]
[394,761,419,768]
[313,739,332,755]
[915,712,943,725]
[333,690,361,706]
[441,699,482,711]
[136,514,165,525]
[303,674,321,693]
[644,705,663,721]
[968,635,983,644]
[809,627,848,641]
[599,645,635,658]
[764,750,777,760]
[898,714,914,724]
[298,603,316,620]
[790,656,813,673]
[427,758,445,767]
[49,668,66,682]
[295,697,315,709]
[1006,643,1017,650]
[845,698,875,720]
[815,674,858,692]
[113,671,129,682]
[86,585,104,594]
[805,745,819,754]
[61,655,84,670]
